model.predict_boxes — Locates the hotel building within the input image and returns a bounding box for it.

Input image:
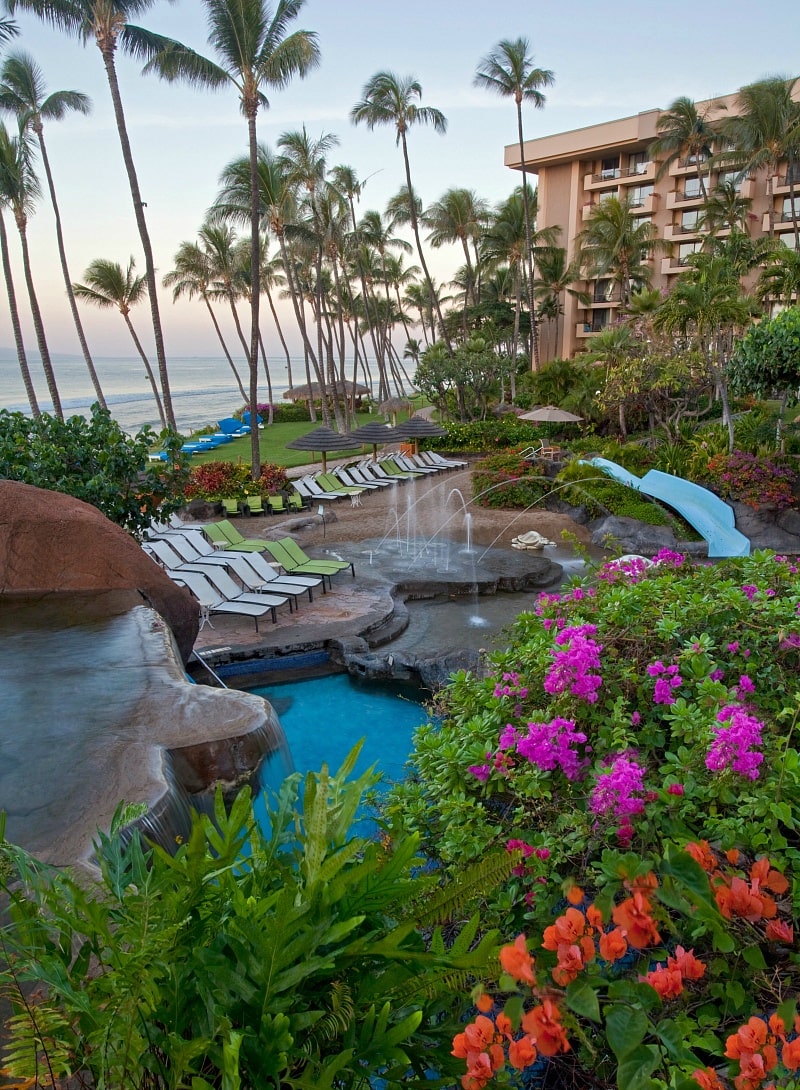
[505,90,800,361]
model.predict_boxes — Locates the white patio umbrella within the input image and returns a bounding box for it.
[519,405,583,423]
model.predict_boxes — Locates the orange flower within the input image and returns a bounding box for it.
[461,1050,494,1090]
[612,891,661,948]
[782,1037,800,1071]
[691,1067,726,1089]
[499,934,536,985]
[453,1016,496,1058]
[726,848,742,865]
[725,1017,769,1059]
[586,903,603,930]
[624,870,659,894]
[551,943,586,986]
[686,840,717,872]
[716,875,778,921]
[522,999,571,1056]
[542,907,591,950]
[767,1014,786,1041]
[644,964,683,1000]
[508,1035,538,1070]
[735,1049,777,1090]
[599,926,628,963]
[566,884,585,905]
[750,857,789,894]
[668,946,706,981]
[494,1012,513,1040]
[764,919,793,943]
[475,993,494,1013]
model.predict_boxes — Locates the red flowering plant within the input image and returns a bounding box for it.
[387,550,800,1089]
[703,452,797,511]
[184,460,287,500]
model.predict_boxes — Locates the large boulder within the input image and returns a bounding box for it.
[0,480,198,660]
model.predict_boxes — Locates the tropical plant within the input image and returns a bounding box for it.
[9,0,178,428]
[698,178,754,238]
[577,194,663,307]
[532,244,588,362]
[649,95,722,199]
[351,70,451,351]
[145,0,321,475]
[0,753,504,1088]
[729,306,800,444]
[721,75,800,245]
[73,257,167,429]
[425,187,489,309]
[0,405,187,533]
[757,242,800,307]
[474,37,554,369]
[0,145,37,416]
[387,550,800,1088]
[0,51,107,409]
[0,119,61,418]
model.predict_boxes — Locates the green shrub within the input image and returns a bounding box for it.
[555,461,670,524]
[472,450,550,509]
[0,405,189,537]
[428,418,544,452]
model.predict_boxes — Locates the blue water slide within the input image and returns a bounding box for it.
[589,457,750,558]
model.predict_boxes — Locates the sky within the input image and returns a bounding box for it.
[1,0,799,360]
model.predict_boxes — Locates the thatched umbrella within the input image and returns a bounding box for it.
[394,416,447,454]
[285,426,358,473]
[346,421,407,461]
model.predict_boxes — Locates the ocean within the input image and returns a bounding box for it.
[0,354,295,435]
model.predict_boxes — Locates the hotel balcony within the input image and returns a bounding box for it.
[762,210,800,234]
[583,168,622,192]
[627,193,657,215]
[666,189,704,209]
[576,323,605,340]
[774,170,800,196]
[660,254,700,275]
[668,155,711,178]
[664,222,701,240]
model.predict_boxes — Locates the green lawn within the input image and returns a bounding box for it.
[187,412,411,469]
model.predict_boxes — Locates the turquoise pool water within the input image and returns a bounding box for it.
[248,672,430,805]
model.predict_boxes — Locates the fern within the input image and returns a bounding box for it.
[410,849,515,926]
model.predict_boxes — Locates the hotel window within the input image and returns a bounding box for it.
[782,196,800,221]
[628,150,649,175]
[717,170,743,192]
[593,279,615,302]
[591,308,610,332]
[680,210,700,232]
[629,183,654,208]
[678,241,701,265]
[683,176,702,199]
[600,155,620,179]
[634,215,652,227]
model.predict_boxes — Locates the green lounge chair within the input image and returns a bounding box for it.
[287,491,305,510]
[267,494,287,514]
[381,457,423,478]
[259,540,344,584]
[277,536,355,578]
[220,497,242,517]
[246,494,265,516]
[205,521,268,553]
[318,473,364,496]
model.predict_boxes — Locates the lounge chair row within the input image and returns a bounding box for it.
[145,518,354,632]
[290,451,467,504]
[213,493,306,518]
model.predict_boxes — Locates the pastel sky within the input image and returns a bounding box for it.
[2,0,799,358]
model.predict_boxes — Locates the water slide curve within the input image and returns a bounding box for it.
[589,457,750,559]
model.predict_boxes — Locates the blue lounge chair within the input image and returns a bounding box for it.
[218,417,250,437]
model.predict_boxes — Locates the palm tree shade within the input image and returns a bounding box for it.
[73,257,167,429]
[474,37,554,370]
[145,0,320,477]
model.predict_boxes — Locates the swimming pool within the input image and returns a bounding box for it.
[247,672,430,811]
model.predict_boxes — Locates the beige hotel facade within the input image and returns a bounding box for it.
[505,90,800,361]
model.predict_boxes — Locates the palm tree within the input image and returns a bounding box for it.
[577,195,663,308]
[579,325,637,439]
[722,76,800,240]
[351,71,451,351]
[756,242,800,308]
[162,237,248,401]
[532,244,588,361]
[653,254,754,451]
[0,16,18,43]
[0,121,62,418]
[698,179,753,238]
[0,201,38,415]
[0,51,108,409]
[425,187,488,308]
[145,0,320,475]
[73,257,167,429]
[10,0,178,428]
[649,96,721,199]
[474,37,554,369]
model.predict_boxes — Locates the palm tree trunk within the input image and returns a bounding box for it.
[16,216,62,419]
[0,208,39,416]
[399,129,451,353]
[201,294,248,401]
[346,194,388,399]
[35,128,107,410]
[245,109,261,477]
[258,331,274,424]
[99,44,175,430]
[516,98,539,371]
[277,231,326,422]
[264,283,293,389]
[122,312,166,429]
